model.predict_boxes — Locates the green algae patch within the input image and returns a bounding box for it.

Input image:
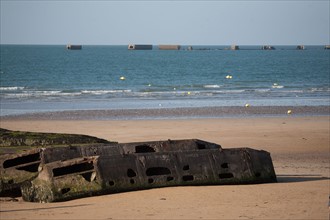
[0,128,114,154]
[22,173,103,202]
[21,156,103,202]
[0,128,116,197]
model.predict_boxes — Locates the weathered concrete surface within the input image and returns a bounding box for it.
[0,128,114,196]
[0,128,112,154]
[22,148,276,202]
[128,44,153,50]
[0,138,219,197]
[22,157,100,203]
[0,138,221,196]
[0,129,276,203]
[120,139,221,154]
[158,45,181,50]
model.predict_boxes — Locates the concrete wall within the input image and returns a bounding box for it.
[158,45,181,50]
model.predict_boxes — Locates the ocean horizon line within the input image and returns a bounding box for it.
[1,44,329,47]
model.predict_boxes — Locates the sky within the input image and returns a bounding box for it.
[1,0,329,45]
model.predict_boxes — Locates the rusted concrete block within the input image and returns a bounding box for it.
[0,139,220,196]
[0,128,111,150]
[0,127,115,195]
[21,157,100,202]
[1,131,276,203]
[22,148,276,202]
[120,139,221,154]
[0,144,118,196]
[0,149,42,197]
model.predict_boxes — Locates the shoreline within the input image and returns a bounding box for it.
[1,105,329,120]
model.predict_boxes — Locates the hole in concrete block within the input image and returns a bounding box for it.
[130,179,135,184]
[16,163,40,172]
[61,188,70,194]
[3,152,40,169]
[148,178,154,184]
[221,163,229,168]
[0,187,22,197]
[255,172,261,177]
[109,180,115,186]
[183,165,190,170]
[53,162,94,177]
[219,173,234,179]
[146,167,171,176]
[135,145,155,153]
[127,168,137,177]
[91,147,98,155]
[167,176,174,181]
[182,175,194,181]
[81,171,96,182]
[196,143,206,149]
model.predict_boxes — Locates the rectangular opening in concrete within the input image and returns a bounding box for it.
[135,145,155,153]
[196,142,206,149]
[146,167,171,176]
[127,168,137,177]
[3,152,40,169]
[16,163,40,172]
[221,163,229,168]
[53,162,94,177]
[219,173,234,179]
[182,175,194,181]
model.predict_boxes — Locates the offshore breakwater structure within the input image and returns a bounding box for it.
[0,128,277,203]
[66,44,82,50]
[64,44,330,51]
[127,44,330,50]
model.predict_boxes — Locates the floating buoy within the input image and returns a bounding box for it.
[226,75,233,79]
[272,83,284,89]
[148,84,151,87]
[120,76,126,80]
[245,103,250,108]
[187,91,191,95]
[287,110,292,114]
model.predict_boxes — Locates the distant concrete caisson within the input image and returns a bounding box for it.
[128,44,153,50]
[66,45,82,50]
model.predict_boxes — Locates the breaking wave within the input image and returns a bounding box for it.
[0,86,25,91]
[203,84,221,88]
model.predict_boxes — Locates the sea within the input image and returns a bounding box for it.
[0,45,329,116]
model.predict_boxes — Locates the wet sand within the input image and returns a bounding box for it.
[0,113,329,219]
[1,105,329,120]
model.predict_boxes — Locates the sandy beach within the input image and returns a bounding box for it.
[0,114,329,219]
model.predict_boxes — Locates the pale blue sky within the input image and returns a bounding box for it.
[1,0,329,45]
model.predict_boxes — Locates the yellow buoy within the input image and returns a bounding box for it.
[120,76,126,80]
[187,91,191,95]
[245,103,250,108]
[287,110,292,114]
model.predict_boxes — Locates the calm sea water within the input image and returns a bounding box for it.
[0,45,329,116]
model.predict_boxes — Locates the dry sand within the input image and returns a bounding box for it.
[0,116,329,219]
